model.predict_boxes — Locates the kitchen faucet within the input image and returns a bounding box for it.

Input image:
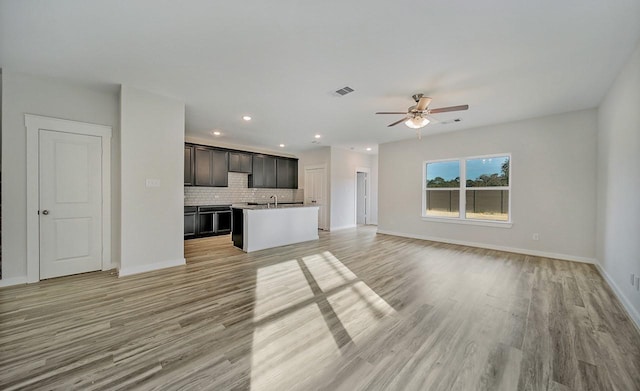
[270,195,278,207]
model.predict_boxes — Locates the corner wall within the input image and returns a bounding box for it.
[0,71,120,284]
[329,147,376,231]
[119,86,185,276]
[298,146,378,230]
[596,40,640,324]
[378,109,598,262]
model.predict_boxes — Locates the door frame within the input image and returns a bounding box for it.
[25,114,112,283]
[304,163,328,230]
[354,167,370,226]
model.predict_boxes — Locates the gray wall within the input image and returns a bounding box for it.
[1,71,120,283]
[378,109,598,261]
[119,85,184,275]
[597,40,640,323]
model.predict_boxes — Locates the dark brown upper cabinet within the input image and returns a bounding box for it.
[194,146,228,187]
[228,152,253,173]
[249,154,277,188]
[184,145,194,186]
[276,158,298,189]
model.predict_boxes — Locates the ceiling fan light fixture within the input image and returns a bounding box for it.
[405,116,430,129]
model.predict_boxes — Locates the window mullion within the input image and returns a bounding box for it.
[460,159,466,219]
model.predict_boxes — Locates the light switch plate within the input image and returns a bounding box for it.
[145,178,161,188]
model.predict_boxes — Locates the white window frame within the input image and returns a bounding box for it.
[422,153,512,228]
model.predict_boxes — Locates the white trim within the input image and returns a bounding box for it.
[0,276,29,288]
[118,258,186,277]
[354,167,370,225]
[421,217,513,228]
[376,229,596,264]
[25,114,112,283]
[594,263,640,332]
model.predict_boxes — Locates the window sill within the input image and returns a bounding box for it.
[421,216,513,228]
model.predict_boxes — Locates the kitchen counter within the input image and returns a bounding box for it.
[232,205,319,252]
[231,203,316,210]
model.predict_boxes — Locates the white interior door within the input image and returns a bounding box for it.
[356,172,367,225]
[304,167,328,230]
[39,129,103,279]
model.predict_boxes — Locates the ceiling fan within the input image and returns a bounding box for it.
[376,94,469,131]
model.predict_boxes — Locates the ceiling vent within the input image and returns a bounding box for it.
[440,118,462,125]
[335,86,354,96]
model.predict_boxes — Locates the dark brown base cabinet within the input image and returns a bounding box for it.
[184,207,197,238]
[184,206,232,239]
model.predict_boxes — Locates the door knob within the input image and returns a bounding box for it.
[41,210,49,215]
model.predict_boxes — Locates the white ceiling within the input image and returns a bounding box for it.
[2,1,639,154]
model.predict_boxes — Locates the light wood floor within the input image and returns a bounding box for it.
[1,227,639,390]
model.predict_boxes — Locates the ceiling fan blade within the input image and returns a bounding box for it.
[415,97,432,111]
[428,105,469,114]
[387,117,410,127]
[376,111,409,115]
[425,114,441,124]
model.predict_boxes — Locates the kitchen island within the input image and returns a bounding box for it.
[232,204,319,252]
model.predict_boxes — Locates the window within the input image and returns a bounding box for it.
[423,154,510,223]
[425,160,460,218]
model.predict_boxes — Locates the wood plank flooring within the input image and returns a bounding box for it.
[1,226,639,390]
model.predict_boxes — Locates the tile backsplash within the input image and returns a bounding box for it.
[184,172,304,206]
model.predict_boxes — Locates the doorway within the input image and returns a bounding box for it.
[356,171,368,225]
[304,165,328,230]
[26,115,112,282]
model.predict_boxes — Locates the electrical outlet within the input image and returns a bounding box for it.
[636,276,640,291]
[532,233,540,241]
[632,273,636,286]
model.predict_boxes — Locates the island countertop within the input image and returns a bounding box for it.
[231,203,320,210]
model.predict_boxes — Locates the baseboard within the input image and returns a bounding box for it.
[376,229,596,264]
[0,276,29,288]
[330,224,357,232]
[118,258,186,278]
[594,262,640,332]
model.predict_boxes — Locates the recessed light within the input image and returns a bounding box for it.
[279,144,285,148]
[366,147,372,151]
[213,131,221,136]
[314,134,321,139]
[209,129,222,136]
[242,115,252,121]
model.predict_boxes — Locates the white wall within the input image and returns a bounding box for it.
[378,109,598,262]
[330,147,375,230]
[298,146,331,226]
[119,86,185,276]
[596,41,640,323]
[298,146,331,184]
[369,154,379,225]
[1,71,120,283]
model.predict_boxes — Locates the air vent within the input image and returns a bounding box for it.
[335,86,354,96]
[440,118,462,125]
